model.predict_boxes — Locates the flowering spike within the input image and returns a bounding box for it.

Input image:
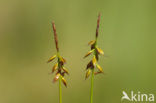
[84,13,104,78]
[84,13,105,103]
[48,21,69,88]
[48,21,69,103]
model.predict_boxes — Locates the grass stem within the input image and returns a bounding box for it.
[59,78,62,103]
[90,69,94,103]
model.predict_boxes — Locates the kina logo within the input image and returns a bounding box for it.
[121,91,154,102]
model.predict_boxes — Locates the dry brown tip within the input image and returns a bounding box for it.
[96,13,101,38]
[52,21,59,52]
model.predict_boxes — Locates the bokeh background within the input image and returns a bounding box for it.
[0,0,156,103]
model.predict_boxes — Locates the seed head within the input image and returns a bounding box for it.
[84,13,104,79]
[48,21,69,87]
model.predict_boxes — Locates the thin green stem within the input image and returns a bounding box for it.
[90,69,94,103]
[59,78,62,103]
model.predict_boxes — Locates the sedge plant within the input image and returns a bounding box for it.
[84,13,104,103]
[47,21,69,103]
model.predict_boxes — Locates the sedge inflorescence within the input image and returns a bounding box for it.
[84,13,104,79]
[47,22,69,87]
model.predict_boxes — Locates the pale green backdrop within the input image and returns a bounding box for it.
[0,0,156,103]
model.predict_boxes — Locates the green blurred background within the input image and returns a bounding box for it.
[0,0,156,103]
